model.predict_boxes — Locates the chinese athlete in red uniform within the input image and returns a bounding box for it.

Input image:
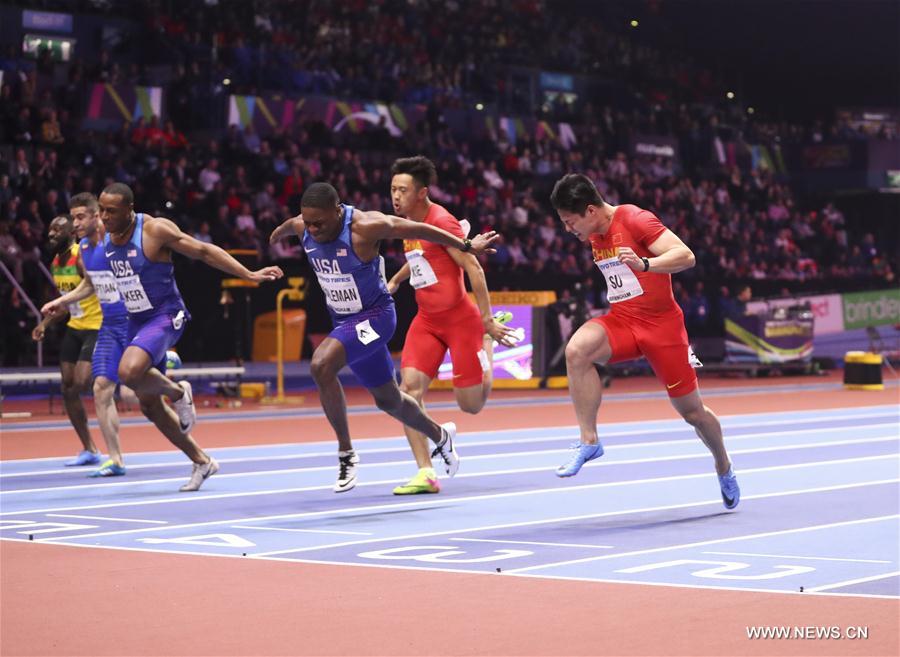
[388,156,516,495]
[549,173,739,509]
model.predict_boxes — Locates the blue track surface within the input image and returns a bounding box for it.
[2,404,898,598]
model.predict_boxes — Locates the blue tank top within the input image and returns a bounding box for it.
[104,213,189,322]
[303,204,392,323]
[79,236,127,320]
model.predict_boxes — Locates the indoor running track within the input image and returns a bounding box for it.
[2,401,899,656]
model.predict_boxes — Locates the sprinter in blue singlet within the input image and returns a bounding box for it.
[42,192,132,476]
[269,182,501,492]
[98,182,283,491]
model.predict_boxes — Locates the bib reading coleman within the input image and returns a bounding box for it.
[305,204,392,320]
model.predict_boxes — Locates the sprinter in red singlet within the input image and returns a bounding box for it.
[550,173,740,509]
[387,156,516,495]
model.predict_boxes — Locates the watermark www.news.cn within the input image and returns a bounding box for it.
[746,626,869,640]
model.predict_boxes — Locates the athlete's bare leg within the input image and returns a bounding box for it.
[399,367,435,468]
[449,334,494,414]
[369,378,443,443]
[118,346,184,401]
[565,322,613,444]
[136,392,209,463]
[669,390,732,475]
[60,360,97,453]
[310,338,353,452]
[93,375,124,466]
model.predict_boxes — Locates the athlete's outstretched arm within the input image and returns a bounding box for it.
[363,211,499,256]
[447,248,516,346]
[41,251,96,316]
[151,218,284,282]
[42,275,95,315]
[386,262,410,294]
[618,229,695,274]
[269,214,306,243]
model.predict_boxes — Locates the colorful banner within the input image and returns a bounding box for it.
[632,134,678,159]
[225,94,578,149]
[226,95,416,137]
[437,304,534,381]
[842,289,900,330]
[85,83,163,123]
[22,9,73,32]
[725,317,814,364]
[746,294,844,335]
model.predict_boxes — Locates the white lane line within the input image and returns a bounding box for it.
[4,431,897,496]
[2,402,895,453]
[450,538,614,549]
[506,515,900,574]
[702,550,893,564]
[46,513,168,525]
[806,570,900,592]
[7,414,900,481]
[229,525,372,536]
[248,483,900,558]
[8,416,897,478]
[6,383,894,434]
[4,537,895,601]
[5,453,897,520]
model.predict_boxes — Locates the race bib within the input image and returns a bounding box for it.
[67,301,84,318]
[87,270,123,305]
[114,273,154,313]
[355,319,380,345]
[317,271,363,314]
[596,256,644,304]
[405,249,438,289]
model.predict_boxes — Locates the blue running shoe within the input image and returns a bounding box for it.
[65,450,102,467]
[88,459,127,478]
[556,442,604,477]
[719,467,740,509]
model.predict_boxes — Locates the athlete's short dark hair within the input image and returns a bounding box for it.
[69,192,98,212]
[391,156,437,189]
[550,173,604,215]
[300,182,340,209]
[101,182,134,207]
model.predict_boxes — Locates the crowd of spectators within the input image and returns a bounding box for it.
[1,0,896,364]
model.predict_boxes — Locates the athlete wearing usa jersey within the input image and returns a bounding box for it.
[269,182,502,493]
[550,173,740,509]
[41,193,130,476]
[386,156,515,495]
[98,182,283,491]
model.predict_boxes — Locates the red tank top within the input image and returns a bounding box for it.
[588,204,681,319]
[403,203,466,315]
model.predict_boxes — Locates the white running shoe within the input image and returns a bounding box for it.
[173,380,196,434]
[179,457,219,492]
[431,422,460,477]
[334,450,359,492]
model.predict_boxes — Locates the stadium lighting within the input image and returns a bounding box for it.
[475,103,484,111]
[630,19,639,28]
[726,91,735,99]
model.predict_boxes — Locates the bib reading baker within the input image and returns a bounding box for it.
[103,213,190,322]
[596,256,644,304]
